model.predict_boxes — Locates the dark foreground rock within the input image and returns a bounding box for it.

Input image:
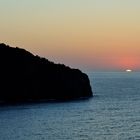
[0,43,93,103]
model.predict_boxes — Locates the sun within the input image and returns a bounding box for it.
[126,69,132,72]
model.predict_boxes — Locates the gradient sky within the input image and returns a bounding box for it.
[0,0,140,71]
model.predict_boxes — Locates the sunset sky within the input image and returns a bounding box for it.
[0,0,140,71]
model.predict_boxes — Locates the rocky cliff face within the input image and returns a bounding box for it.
[0,43,93,102]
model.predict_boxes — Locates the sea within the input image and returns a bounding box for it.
[0,72,140,140]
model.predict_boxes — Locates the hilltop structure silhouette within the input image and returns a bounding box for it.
[0,43,92,103]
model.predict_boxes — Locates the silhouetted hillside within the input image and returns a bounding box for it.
[0,43,93,103]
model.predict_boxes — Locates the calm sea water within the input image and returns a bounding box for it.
[0,72,140,140]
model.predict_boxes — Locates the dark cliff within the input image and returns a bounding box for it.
[0,43,93,103]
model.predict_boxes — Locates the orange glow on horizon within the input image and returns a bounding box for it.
[116,57,140,70]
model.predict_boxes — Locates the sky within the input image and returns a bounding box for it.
[0,0,140,71]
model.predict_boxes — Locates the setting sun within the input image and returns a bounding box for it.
[126,69,132,72]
